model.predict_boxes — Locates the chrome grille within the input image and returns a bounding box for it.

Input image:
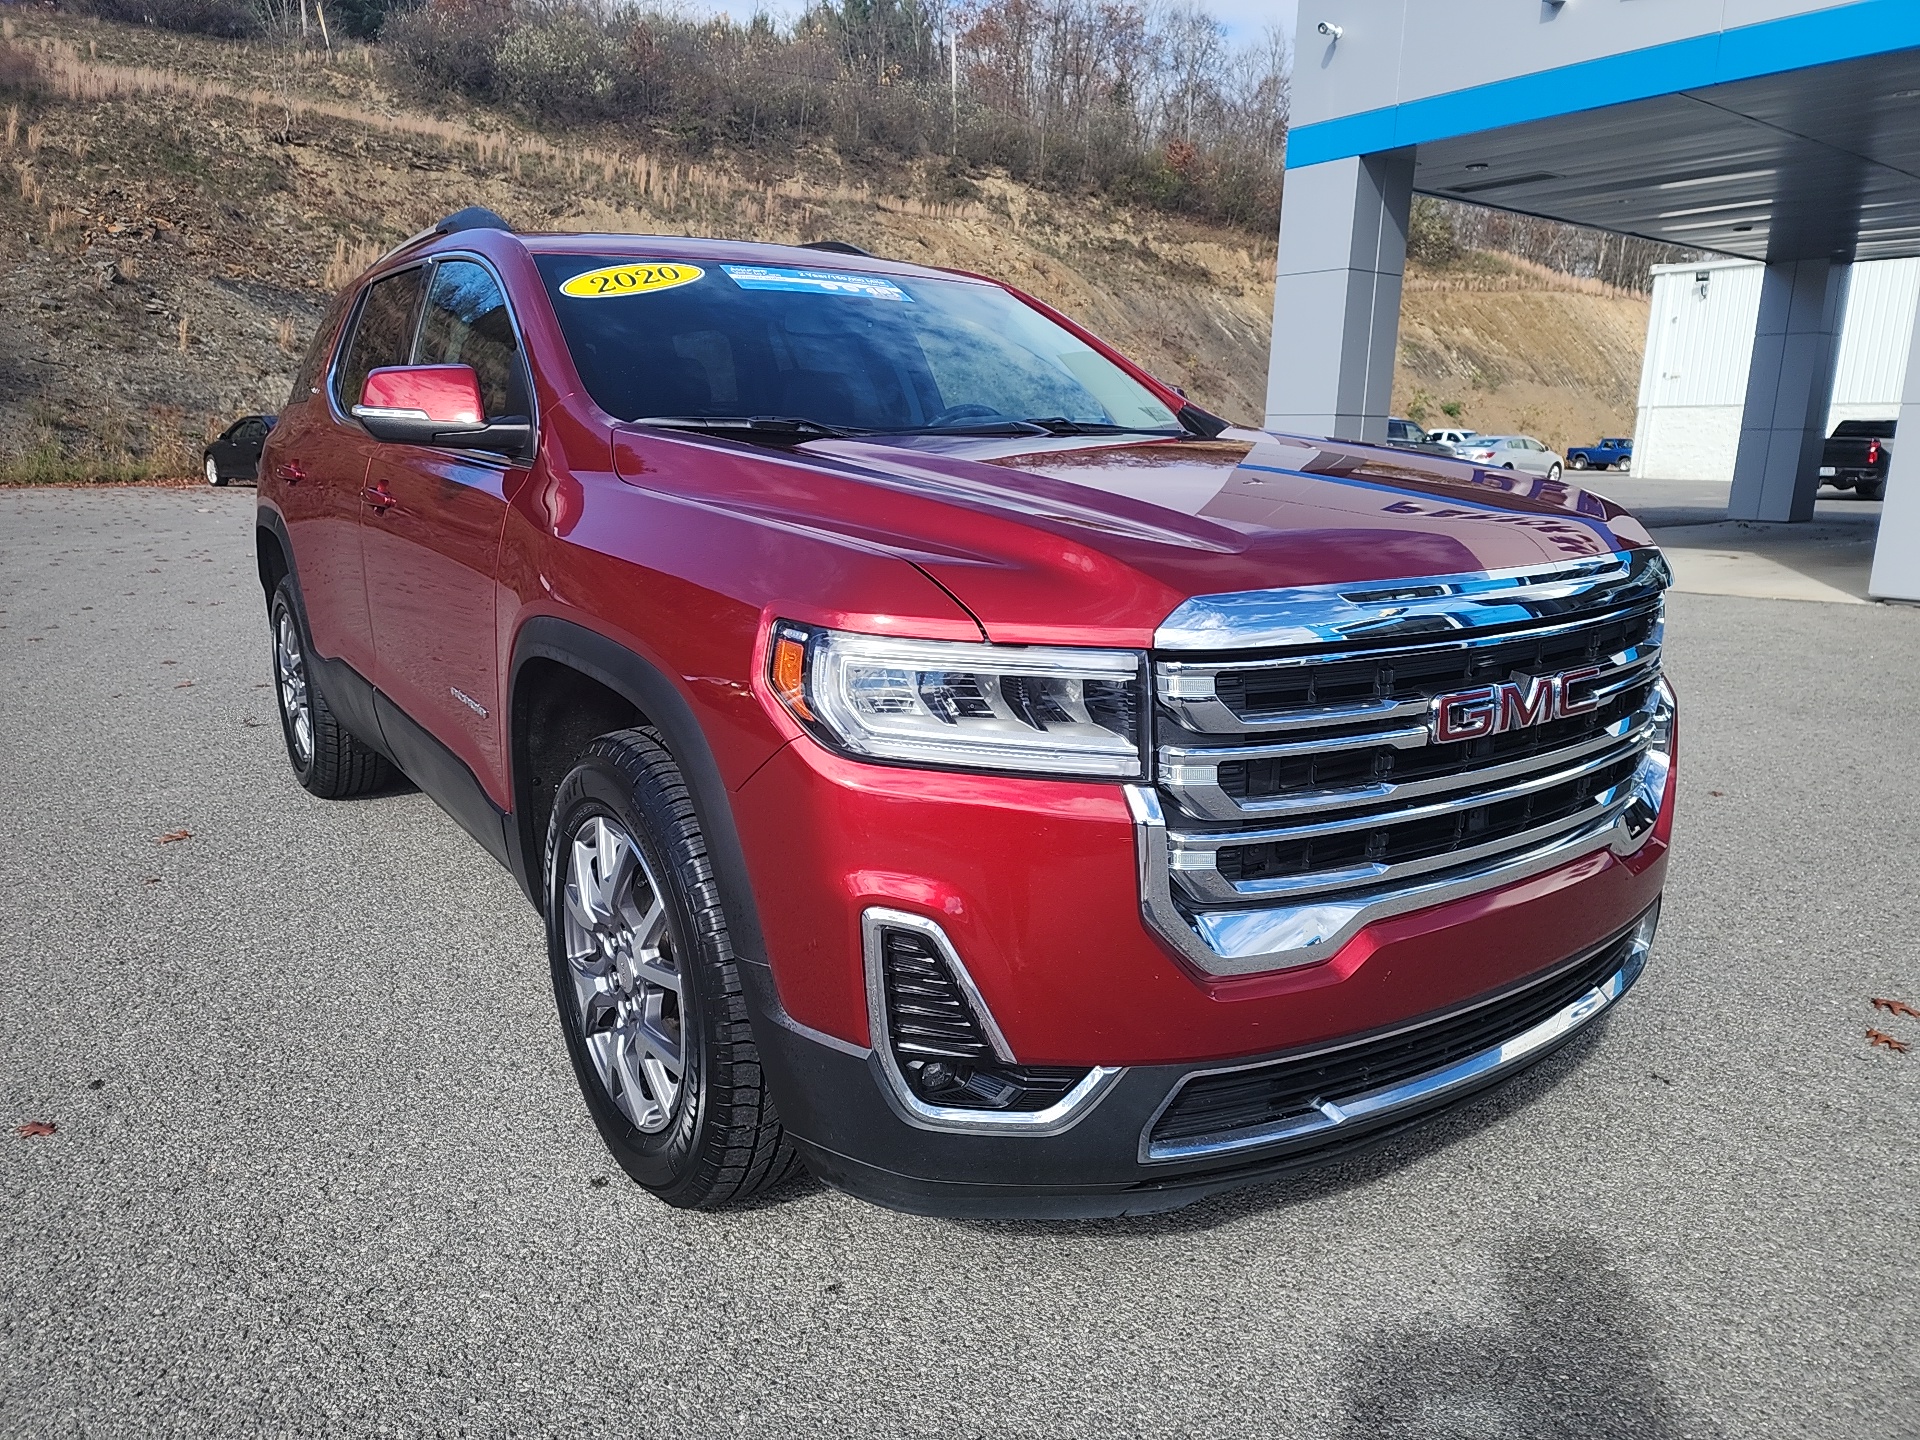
[1131,550,1675,976]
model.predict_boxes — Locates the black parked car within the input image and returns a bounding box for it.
[203,414,276,487]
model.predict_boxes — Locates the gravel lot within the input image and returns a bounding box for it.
[3,486,1917,1438]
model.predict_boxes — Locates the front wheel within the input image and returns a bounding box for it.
[1548,463,1562,481]
[546,729,800,1208]
[269,578,392,798]
[205,455,226,487]
[1570,454,1587,470]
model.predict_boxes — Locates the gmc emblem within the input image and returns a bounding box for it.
[1429,666,1603,743]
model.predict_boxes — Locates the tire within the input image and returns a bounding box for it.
[205,454,226,487]
[268,577,393,798]
[546,729,800,1208]
[1548,463,1562,481]
[1570,454,1587,470]
[1856,476,1887,501]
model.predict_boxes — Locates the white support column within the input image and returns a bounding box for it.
[1729,259,1851,522]
[1264,148,1415,444]
[1869,281,1920,602]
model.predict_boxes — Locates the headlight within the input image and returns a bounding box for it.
[769,622,1145,779]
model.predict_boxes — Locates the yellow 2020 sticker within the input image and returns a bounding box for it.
[559,262,704,299]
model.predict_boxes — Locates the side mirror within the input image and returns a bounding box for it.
[353,365,531,459]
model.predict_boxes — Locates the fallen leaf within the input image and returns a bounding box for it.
[1871,997,1920,1019]
[1708,790,1725,797]
[15,1121,56,1138]
[1867,1029,1911,1053]
[161,659,176,665]
[87,1079,104,1091]
[156,829,191,844]
[173,680,194,689]
[242,717,262,728]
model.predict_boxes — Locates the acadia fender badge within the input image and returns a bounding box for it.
[450,686,490,719]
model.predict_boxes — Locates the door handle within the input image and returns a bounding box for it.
[362,483,396,512]
[273,462,305,484]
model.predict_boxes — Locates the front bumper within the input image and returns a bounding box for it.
[728,665,1677,1216]
[745,904,1658,1217]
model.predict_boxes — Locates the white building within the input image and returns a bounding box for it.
[1632,257,1920,482]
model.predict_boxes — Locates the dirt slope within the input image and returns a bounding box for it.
[0,13,1645,478]
[1395,256,1651,455]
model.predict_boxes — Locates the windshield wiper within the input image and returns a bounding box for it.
[1020,417,1187,437]
[632,415,863,441]
[876,419,1053,437]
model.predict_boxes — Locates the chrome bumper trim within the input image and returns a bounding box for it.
[1129,681,1674,976]
[861,908,1124,1136]
[1140,904,1659,1164]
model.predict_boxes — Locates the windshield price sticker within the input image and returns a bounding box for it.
[560,262,705,299]
[720,265,912,301]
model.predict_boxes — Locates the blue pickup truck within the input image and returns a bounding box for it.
[1566,437,1632,471]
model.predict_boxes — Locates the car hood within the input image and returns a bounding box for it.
[611,425,1656,648]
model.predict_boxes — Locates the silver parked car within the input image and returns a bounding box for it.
[1456,434,1564,479]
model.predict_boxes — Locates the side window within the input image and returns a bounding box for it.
[416,259,528,421]
[334,268,427,414]
[289,286,356,408]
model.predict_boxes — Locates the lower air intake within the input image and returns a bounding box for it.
[878,927,1088,1112]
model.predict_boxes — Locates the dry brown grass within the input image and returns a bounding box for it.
[323,236,387,292]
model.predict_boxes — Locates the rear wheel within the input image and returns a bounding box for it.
[205,455,226,487]
[269,578,392,798]
[546,729,800,1208]
[1856,476,1887,501]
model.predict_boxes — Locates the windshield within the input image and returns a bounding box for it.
[532,254,1181,436]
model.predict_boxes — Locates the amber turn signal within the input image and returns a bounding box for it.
[772,633,813,719]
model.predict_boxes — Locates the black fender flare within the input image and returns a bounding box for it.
[505,616,772,977]
[255,503,296,603]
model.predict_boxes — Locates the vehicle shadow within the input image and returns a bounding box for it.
[957,1021,1616,1240]
[1328,1224,1707,1440]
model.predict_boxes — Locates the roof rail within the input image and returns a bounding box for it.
[370,207,517,274]
[800,240,875,258]
[435,206,515,236]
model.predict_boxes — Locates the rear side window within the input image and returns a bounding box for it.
[417,259,529,421]
[334,267,427,413]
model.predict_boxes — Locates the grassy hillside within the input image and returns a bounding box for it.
[1395,254,1651,456]
[0,13,1645,480]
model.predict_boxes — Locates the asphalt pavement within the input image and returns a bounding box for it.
[2,486,1917,1438]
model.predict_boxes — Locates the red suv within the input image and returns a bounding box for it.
[256,208,1676,1217]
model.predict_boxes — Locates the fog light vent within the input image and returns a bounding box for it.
[877,927,1089,1112]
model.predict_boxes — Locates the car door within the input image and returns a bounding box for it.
[358,256,532,808]
[276,270,425,678]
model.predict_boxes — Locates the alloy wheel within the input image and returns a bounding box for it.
[562,815,685,1134]
[205,456,221,486]
[275,608,313,766]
